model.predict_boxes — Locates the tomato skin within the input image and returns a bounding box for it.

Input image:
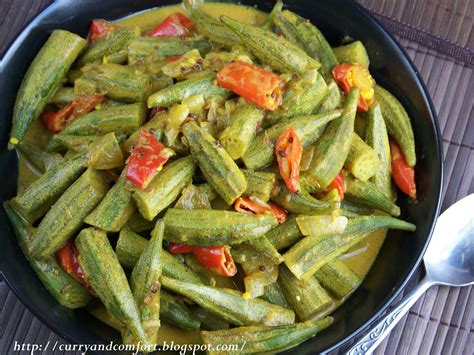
[328,171,345,200]
[217,60,285,111]
[192,246,237,277]
[234,197,287,224]
[41,94,104,133]
[267,201,288,224]
[390,139,416,199]
[125,129,172,189]
[275,128,302,193]
[57,239,86,284]
[168,242,193,254]
[88,20,118,44]
[149,13,194,37]
[332,63,375,112]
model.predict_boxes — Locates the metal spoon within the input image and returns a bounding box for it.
[347,194,474,354]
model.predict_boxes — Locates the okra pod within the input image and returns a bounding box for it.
[183,122,247,205]
[122,110,166,153]
[265,215,304,251]
[86,132,124,170]
[340,200,374,216]
[317,79,342,113]
[48,86,76,106]
[246,235,283,265]
[345,132,380,181]
[17,140,62,173]
[3,202,91,309]
[219,101,264,160]
[283,215,416,279]
[261,0,284,30]
[344,173,400,216]
[124,211,156,233]
[314,259,361,300]
[307,87,359,188]
[333,41,370,67]
[186,7,240,48]
[9,30,86,149]
[11,153,86,223]
[271,182,339,215]
[201,317,332,354]
[133,156,196,221]
[148,72,229,108]
[53,103,146,138]
[242,110,341,170]
[30,168,109,259]
[129,221,164,344]
[115,228,205,285]
[365,103,396,200]
[192,307,230,331]
[76,228,147,344]
[160,290,201,330]
[128,36,212,64]
[273,12,305,49]
[52,135,98,152]
[261,282,289,308]
[163,208,278,246]
[374,84,416,166]
[84,173,135,232]
[78,27,137,66]
[241,170,276,202]
[267,69,328,123]
[220,16,319,74]
[278,265,334,321]
[77,63,153,103]
[161,276,295,326]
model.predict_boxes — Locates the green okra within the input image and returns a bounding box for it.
[283,215,416,279]
[78,27,138,66]
[314,259,361,300]
[115,227,205,285]
[374,84,416,166]
[163,208,278,246]
[48,86,76,106]
[345,132,380,181]
[242,110,341,170]
[56,103,146,137]
[261,282,289,308]
[245,235,283,265]
[219,101,264,160]
[261,0,284,29]
[344,173,400,216]
[333,40,370,67]
[9,30,87,149]
[122,110,167,153]
[84,173,135,232]
[16,140,63,173]
[52,135,98,152]
[183,122,247,205]
[30,168,109,259]
[161,276,295,326]
[129,221,164,344]
[300,145,316,172]
[220,16,319,74]
[241,170,276,202]
[87,301,124,331]
[76,228,147,344]
[174,183,216,210]
[273,12,305,49]
[192,307,230,331]
[3,202,91,309]
[77,63,153,103]
[186,7,240,48]
[133,156,196,221]
[160,290,201,330]
[124,211,156,233]
[340,200,374,216]
[267,69,328,124]
[201,317,333,354]
[265,215,304,251]
[307,87,359,188]
[317,79,342,113]
[128,36,212,64]
[148,72,229,108]
[278,265,334,321]
[365,103,396,199]
[11,153,86,223]
[271,182,340,215]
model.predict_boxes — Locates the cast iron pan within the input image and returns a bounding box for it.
[0,0,443,353]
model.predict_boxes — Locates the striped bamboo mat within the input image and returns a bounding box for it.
[0,0,472,354]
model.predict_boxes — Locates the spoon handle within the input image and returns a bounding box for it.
[346,277,433,355]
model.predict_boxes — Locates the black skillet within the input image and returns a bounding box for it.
[0,0,443,353]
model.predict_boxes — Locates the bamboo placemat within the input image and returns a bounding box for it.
[0,0,472,354]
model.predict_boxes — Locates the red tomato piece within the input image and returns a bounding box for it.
[234,197,287,224]
[57,239,86,285]
[192,246,237,277]
[149,13,194,37]
[125,129,171,189]
[168,242,193,254]
[217,60,285,111]
[88,19,118,44]
[390,139,416,199]
[328,171,345,200]
[275,127,302,193]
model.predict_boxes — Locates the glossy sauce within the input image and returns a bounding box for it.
[18,2,387,345]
